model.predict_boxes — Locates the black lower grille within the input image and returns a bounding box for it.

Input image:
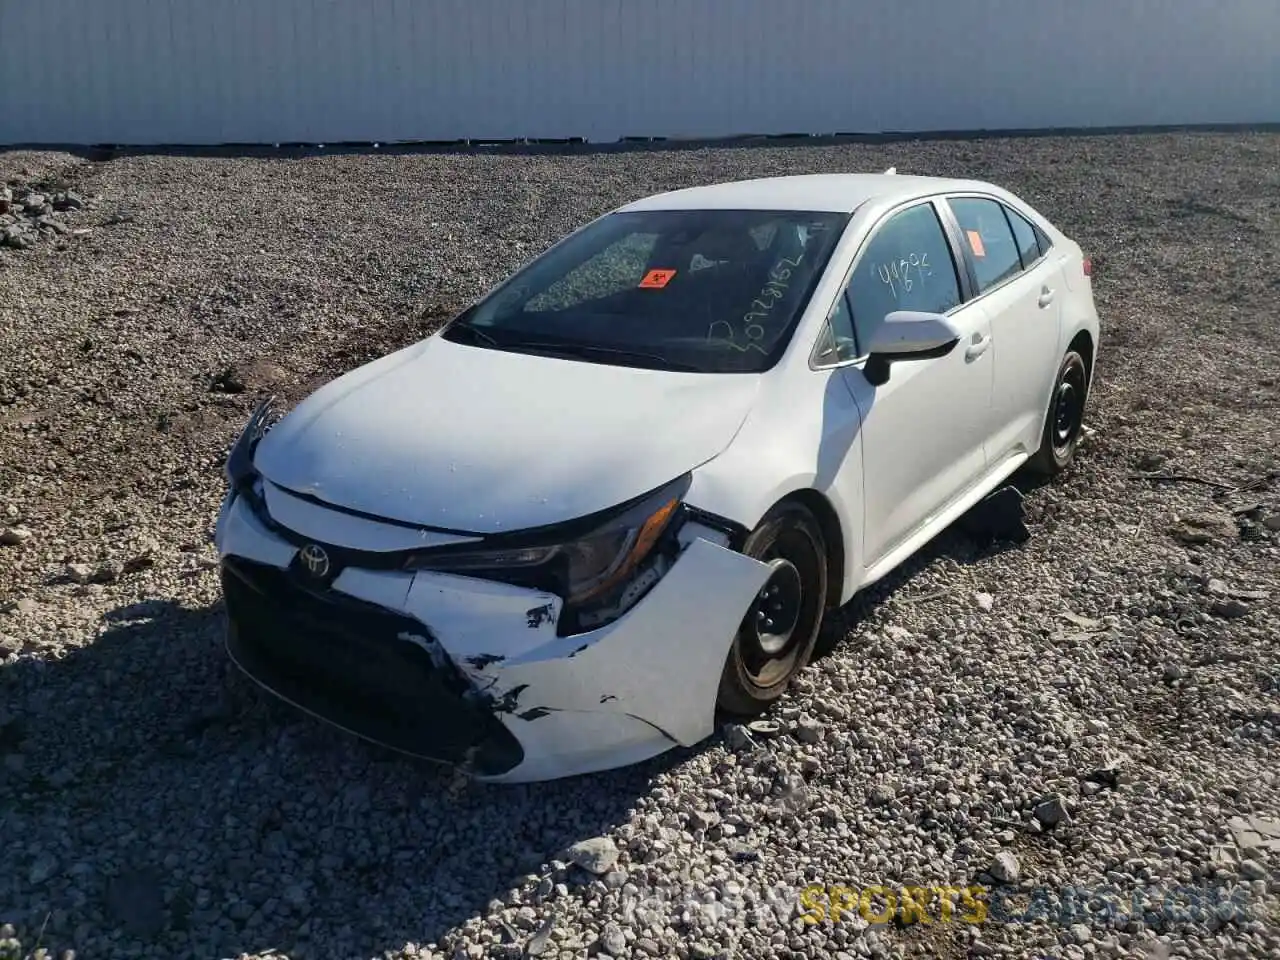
[220,556,523,776]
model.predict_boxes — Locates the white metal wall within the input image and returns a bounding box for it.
[2,0,1277,145]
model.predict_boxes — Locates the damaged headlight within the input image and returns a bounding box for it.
[224,396,276,493]
[403,474,691,611]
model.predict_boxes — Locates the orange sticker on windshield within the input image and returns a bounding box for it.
[639,268,677,289]
[966,230,987,258]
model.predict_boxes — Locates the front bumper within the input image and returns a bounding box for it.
[214,490,771,782]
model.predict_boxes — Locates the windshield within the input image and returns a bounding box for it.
[441,208,850,373]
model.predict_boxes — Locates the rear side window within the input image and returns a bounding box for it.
[1002,205,1043,270]
[845,202,962,351]
[948,197,1022,293]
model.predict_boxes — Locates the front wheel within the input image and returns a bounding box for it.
[716,502,828,717]
[1027,349,1090,477]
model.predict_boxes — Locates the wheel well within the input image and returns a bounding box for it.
[775,489,845,610]
[1068,329,1095,385]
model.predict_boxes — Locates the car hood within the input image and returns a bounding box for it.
[254,335,761,534]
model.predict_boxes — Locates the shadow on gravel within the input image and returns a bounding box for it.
[814,471,1055,660]
[1,598,674,958]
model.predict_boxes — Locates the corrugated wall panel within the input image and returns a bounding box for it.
[1,0,1277,145]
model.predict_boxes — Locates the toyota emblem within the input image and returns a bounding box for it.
[298,543,331,579]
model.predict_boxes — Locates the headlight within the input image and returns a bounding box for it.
[224,396,275,490]
[404,474,689,607]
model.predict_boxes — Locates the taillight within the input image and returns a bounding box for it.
[1082,256,1093,278]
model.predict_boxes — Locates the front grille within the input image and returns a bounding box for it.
[221,556,523,775]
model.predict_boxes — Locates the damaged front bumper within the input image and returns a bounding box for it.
[214,489,771,782]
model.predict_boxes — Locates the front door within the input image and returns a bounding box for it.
[830,200,996,570]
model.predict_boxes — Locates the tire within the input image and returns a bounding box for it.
[716,501,829,717]
[1026,349,1090,477]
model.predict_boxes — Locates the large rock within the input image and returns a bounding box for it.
[989,850,1020,884]
[566,836,619,875]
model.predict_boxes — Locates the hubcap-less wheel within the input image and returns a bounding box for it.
[1052,362,1087,452]
[748,558,803,657]
[1027,348,1090,478]
[717,501,829,716]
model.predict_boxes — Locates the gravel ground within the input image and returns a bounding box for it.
[1,132,1278,960]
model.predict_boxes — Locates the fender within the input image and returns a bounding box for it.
[686,360,866,605]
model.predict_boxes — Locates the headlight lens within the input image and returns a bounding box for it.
[225,396,275,490]
[404,476,687,606]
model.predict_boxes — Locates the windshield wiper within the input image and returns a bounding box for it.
[498,340,705,372]
[446,321,501,348]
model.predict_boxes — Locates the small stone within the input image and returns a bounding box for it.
[1211,599,1250,620]
[602,869,627,890]
[1136,452,1168,471]
[974,591,994,612]
[1033,794,1072,828]
[688,809,720,832]
[525,919,554,956]
[1085,717,1109,734]
[868,784,895,806]
[1206,578,1230,596]
[1240,859,1267,881]
[66,562,95,584]
[1070,923,1093,944]
[600,924,626,956]
[795,715,823,743]
[989,851,1020,884]
[29,853,58,885]
[1170,510,1237,544]
[1163,663,1187,682]
[726,840,760,862]
[0,526,32,546]
[94,559,124,583]
[566,837,619,875]
[55,191,85,211]
[1262,514,1280,532]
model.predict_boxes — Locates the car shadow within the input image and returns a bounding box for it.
[813,466,1054,660]
[1,597,682,958]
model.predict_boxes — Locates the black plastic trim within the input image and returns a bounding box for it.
[221,556,524,775]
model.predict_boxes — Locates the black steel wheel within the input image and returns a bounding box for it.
[716,501,828,716]
[1028,349,1090,477]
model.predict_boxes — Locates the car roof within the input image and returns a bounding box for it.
[617,173,1001,214]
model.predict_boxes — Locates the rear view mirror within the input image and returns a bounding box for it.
[863,311,960,386]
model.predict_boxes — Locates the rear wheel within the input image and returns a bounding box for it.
[1027,349,1090,477]
[716,502,828,716]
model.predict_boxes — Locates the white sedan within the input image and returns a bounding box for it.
[214,172,1099,782]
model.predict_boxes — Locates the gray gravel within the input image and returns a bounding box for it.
[2,133,1279,960]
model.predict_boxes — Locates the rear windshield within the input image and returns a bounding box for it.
[442,208,850,373]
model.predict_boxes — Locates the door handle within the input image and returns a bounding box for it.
[964,332,990,361]
[1038,286,1055,308]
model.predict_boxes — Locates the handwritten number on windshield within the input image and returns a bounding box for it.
[708,255,803,354]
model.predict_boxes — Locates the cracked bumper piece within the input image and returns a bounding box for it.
[216,494,772,783]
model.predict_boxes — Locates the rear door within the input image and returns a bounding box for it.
[943,196,1064,463]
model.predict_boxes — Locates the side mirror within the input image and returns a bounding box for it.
[863,311,961,386]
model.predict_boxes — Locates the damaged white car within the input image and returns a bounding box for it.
[215,172,1100,782]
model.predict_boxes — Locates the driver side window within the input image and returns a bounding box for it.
[845,203,962,352]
